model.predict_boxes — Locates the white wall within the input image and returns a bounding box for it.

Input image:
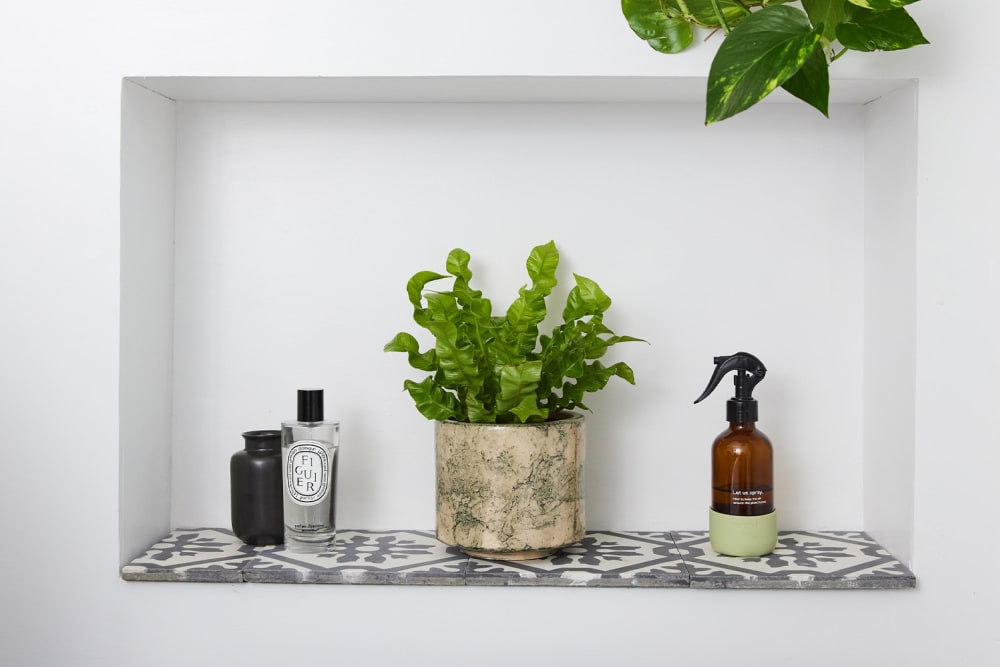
[164,98,865,535]
[1,2,998,665]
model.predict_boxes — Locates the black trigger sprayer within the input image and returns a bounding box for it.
[694,352,777,557]
[694,352,767,423]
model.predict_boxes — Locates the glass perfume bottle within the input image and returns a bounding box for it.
[230,429,284,545]
[281,389,340,553]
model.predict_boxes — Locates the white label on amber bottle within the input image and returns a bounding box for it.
[731,489,767,506]
[286,441,330,505]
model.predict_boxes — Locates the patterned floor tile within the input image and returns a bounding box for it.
[672,530,916,589]
[121,528,256,582]
[122,528,915,589]
[464,531,688,587]
[244,530,468,584]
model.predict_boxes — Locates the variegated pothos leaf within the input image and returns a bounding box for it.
[705,5,822,124]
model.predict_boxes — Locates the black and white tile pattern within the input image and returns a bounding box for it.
[122,528,915,589]
[121,528,257,583]
[245,530,469,584]
[673,531,916,589]
[465,532,687,587]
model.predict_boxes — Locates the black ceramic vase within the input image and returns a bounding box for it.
[230,429,284,545]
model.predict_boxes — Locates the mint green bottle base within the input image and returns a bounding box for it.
[708,508,778,557]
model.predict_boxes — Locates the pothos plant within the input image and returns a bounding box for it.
[622,0,929,124]
[384,241,643,424]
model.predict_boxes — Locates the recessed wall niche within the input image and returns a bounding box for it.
[120,76,917,572]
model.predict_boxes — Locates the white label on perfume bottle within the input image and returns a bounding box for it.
[286,441,330,505]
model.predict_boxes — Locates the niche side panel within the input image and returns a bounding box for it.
[119,81,177,564]
[863,82,918,567]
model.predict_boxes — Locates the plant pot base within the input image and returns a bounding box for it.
[461,547,558,561]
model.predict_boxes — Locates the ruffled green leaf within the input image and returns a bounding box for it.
[502,241,558,360]
[508,396,549,423]
[444,248,493,333]
[445,248,472,281]
[426,319,482,389]
[555,362,637,412]
[387,243,642,423]
[425,291,460,324]
[405,270,447,327]
[464,394,494,424]
[502,291,545,361]
[525,240,560,294]
[406,271,447,309]
[837,4,929,52]
[402,377,461,421]
[384,332,438,371]
[563,274,612,321]
[705,5,822,124]
[498,361,546,422]
[539,308,645,414]
[584,328,644,361]
[606,335,646,345]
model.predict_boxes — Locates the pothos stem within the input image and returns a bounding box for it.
[707,0,731,35]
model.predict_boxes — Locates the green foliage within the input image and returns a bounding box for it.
[621,0,695,53]
[621,0,928,124]
[706,6,823,123]
[837,2,928,52]
[385,241,643,424]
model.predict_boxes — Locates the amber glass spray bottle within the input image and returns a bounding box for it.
[694,352,777,557]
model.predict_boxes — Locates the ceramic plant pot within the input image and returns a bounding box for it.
[434,412,585,560]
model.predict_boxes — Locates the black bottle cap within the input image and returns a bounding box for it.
[297,389,324,422]
[241,430,281,453]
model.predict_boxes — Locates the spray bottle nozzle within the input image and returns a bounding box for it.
[694,352,767,423]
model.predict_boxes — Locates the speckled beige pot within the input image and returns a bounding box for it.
[435,412,585,560]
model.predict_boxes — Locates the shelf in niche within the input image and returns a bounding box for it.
[122,528,915,589]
